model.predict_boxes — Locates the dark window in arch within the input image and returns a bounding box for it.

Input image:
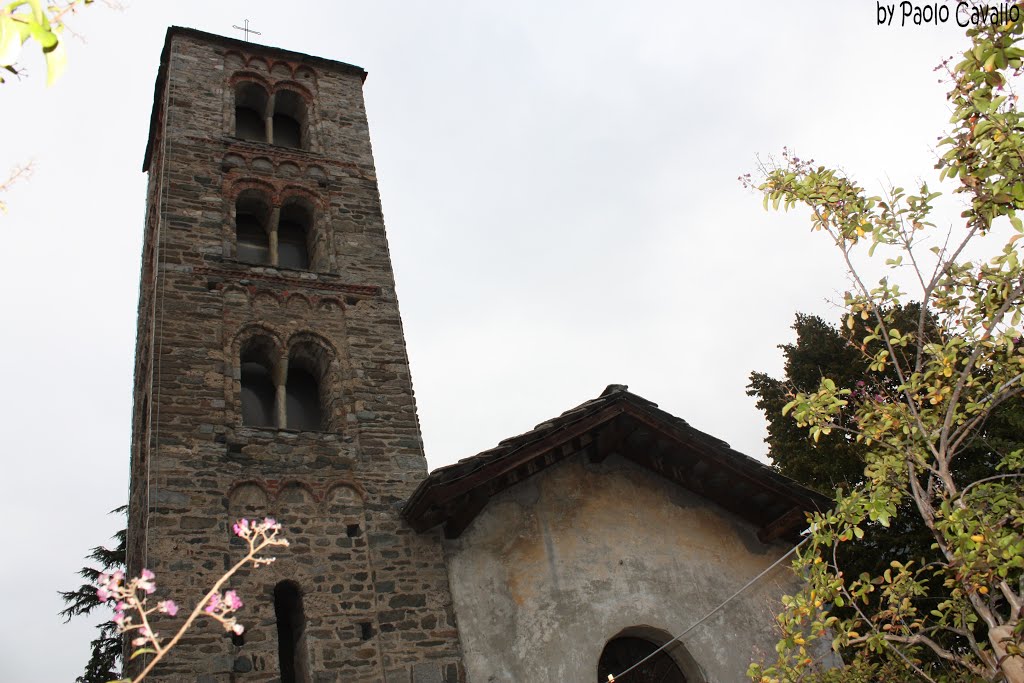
[273,90,306,149]
[235,82,268,142]
[274,581,308,683]
[236,194,271,265]
[597,637,687,683]
[273,113,302,149]
[277,203,311,270]
[240,347,275,428]
[285,366,322,431]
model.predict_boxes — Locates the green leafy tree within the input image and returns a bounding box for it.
[749,310,1023,679]
[745,14,1024,683]
[59,509,126,683]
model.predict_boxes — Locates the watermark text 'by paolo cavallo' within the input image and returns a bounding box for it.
[877,2,1020,26]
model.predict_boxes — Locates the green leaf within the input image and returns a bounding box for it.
[43,36,65,86]
[129,647,157,660]
[28,22,56,49]
[26,0,45,26]
[0,14,24,67]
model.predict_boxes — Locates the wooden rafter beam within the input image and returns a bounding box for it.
[757,506,807,544]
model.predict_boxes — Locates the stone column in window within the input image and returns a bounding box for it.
[266,92,276,145]
[274,355,288,429]
[269,206,281,267]
[265,92,275,145]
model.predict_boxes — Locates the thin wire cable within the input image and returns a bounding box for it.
[610,535,810,682]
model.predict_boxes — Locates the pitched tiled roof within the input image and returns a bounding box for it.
[403,384,831,542]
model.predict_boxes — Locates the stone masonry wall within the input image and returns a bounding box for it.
[128,29,464,683]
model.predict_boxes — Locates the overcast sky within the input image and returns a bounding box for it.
[0,1,979,680]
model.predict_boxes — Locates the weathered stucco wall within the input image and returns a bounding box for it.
[444,454,802,683]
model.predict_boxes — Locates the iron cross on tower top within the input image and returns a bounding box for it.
[232,19,261,42]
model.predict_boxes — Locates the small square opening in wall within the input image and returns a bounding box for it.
[346,524,360,537]
[360,622,373,640]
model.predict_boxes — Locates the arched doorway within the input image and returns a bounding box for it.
[597,636,687,682]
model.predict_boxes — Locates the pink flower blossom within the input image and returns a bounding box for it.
[96,571,125,601]
[138,569,157,595]
[224,590,243,611]
[233,519,250,537]
[205,593,220,614]
[231,622,245,635]
[159,600,179,617]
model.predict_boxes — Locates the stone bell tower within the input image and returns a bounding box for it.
[127,27,464,682]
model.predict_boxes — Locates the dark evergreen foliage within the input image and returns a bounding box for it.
[58,507,126,683]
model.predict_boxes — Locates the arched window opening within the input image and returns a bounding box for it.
[235,193,271,265]
[235,82,268,142]
[273,90,306,149]
[598,637,688,683]
[240,338,276,428]
[274,581,308,683]
[286,367,322,431]
[277,203,311,270]
[286,343,328,431]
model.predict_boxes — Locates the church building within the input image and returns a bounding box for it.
[127,27,829,683]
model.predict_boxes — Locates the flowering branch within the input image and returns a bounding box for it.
[95,518,288,683]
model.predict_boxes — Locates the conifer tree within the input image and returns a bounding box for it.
[58,508,126,683]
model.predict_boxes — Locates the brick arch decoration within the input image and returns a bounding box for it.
[279,184,324,210]
[324,481,367,507]
[222,283,256,308]
[284,292,314,312]
[294,65,318,86]
[229,70,273,91]
[226,177,280,205]
[220,154,330,185]
[271,80,314,103]
[227,53,319,84]
[232,322,287,358]
[237,54,274,75]
[317,297,344,314]
[227,480,272,513]
[275,480,317,507]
